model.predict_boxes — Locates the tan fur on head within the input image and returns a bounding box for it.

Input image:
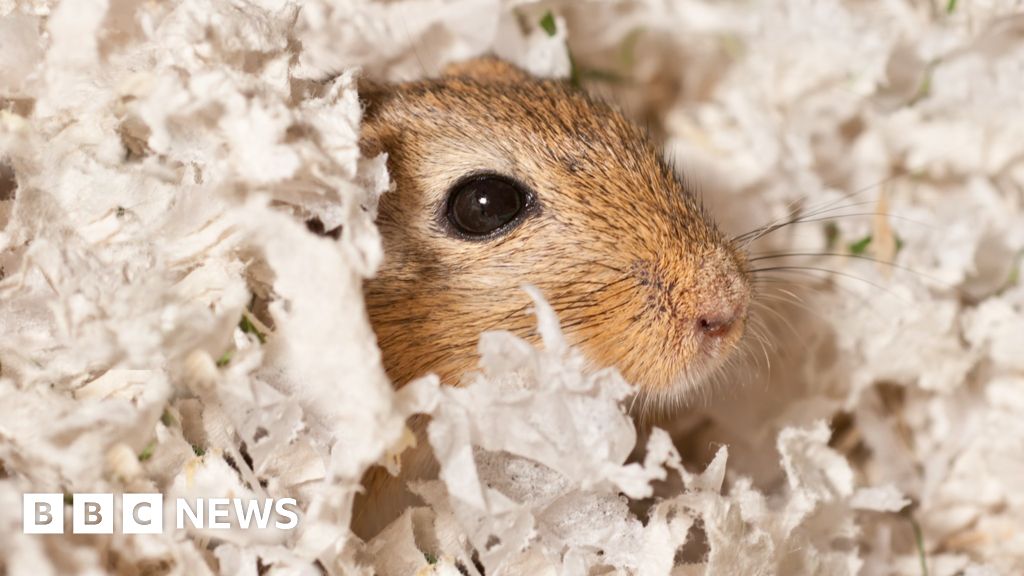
[441,56,531,82]
[351,57,751,538]
[360,58,751,393]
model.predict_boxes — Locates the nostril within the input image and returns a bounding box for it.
[698,315,735,339]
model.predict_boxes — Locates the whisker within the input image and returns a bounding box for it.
[743,317,773,377]
[731,172,929,250]
[734,201,870,246]
[748,251,948,286]
[765,211,933,232]
[736,209,932,252]
[753,271,894,325]
[748,265,907,303]
[734,199,875,243]
[752,293,842,339]
[750,300,803,343]
[805,172,904,220]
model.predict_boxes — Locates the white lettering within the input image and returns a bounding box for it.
[176,498,204,530]
[23,493,299,534]
[274,498,299,530]
[36,501,53,525]
[234,498,274,529]
[23,494,64,534]
[123,493,163,534]
[73,494,113,534]
[207,498,231,529]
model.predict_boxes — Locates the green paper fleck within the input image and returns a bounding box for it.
[239,314,265,344]
[848,235,873,255]
[909,60,940,107]
[909,515,929,576]
[138,441,156,462]
[1005,251,1022,288]
[569,52,581,88]
[539,11,557,37]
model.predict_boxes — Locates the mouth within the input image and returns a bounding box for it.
[638,311,750,405]
[686,342,739,388]
[699,310,748,354]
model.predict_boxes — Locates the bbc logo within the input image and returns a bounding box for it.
[24,493,162,534]
[23,493,299,534]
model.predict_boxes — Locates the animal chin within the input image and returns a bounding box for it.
[659,325,746,396]
[672,356,723,392]
[626,353,729,420]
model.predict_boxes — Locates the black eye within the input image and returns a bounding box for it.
[446,175,529,237]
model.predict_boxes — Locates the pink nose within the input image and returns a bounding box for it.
[697,307,741,339]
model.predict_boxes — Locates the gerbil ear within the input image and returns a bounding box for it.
[442,56,530,83]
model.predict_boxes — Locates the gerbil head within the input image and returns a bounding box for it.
[359,57,752,402]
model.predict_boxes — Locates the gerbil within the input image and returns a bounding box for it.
[350,57,752,538]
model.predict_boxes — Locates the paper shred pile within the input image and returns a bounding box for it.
[1,0,1022,574]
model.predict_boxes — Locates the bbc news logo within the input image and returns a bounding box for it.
[23,493,299,534]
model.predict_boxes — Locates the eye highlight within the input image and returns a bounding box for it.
[445,174,531,238]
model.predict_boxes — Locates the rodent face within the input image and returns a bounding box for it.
[359,60,752,400]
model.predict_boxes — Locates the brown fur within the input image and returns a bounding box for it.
[352,57,751,538]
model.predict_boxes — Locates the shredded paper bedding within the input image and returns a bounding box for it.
[1,0,1022,574]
